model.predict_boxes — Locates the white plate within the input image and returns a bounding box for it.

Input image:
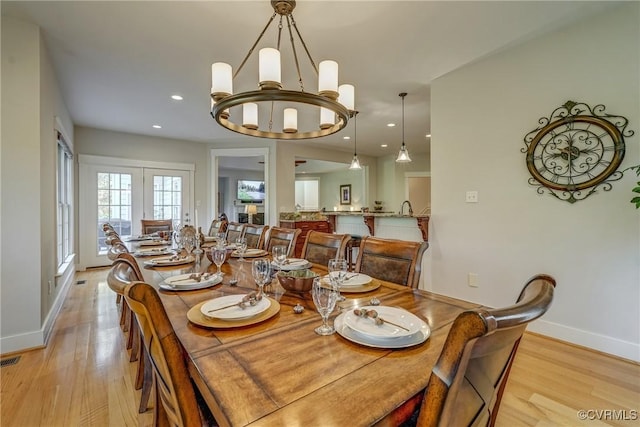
[232,248,267,257]
[126,235,154,242]
[323,273,372,287]
[272,258,311,271]
[335,312,430,349]
[201,294,271,320]
[143,255,194,266]
[343,306,423,339]
[134,247,173,257]
[160,274,223,291]
[138,240,169,246]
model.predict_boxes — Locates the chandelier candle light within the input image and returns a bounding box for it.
[396,92,412,163]
[210,0,356,139]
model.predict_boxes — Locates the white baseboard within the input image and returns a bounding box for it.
[528,319,640,363]
[0,263,74,354]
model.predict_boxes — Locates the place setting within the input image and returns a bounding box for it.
[137,239,170,247]
[160,272,222,291]
[133,246,174,257]
[187,259,280,328]
[143,253,195,267]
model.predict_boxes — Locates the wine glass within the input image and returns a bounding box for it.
[252,258,271,298]
[235,237,247,262]
[212,247,226,277]
[312,277,338,335]
[183,234,195,255]
[216,232,227,248]
[272,245,287,269]
[328,258,348,302]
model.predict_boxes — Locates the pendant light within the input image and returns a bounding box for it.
[396,92,412,163]
[349,111,362,170]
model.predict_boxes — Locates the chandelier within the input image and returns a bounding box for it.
[396,92,412,163]
[210,0,355,140]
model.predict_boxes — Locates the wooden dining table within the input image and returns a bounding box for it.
[129,240,481,427]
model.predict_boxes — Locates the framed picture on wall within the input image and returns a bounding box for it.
[340,184,351,205]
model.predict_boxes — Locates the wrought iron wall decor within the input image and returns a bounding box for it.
[523,100,632,203]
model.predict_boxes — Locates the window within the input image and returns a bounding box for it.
[295,179,319,210]
[97,172,133,252]
[56,133,73,267]
[153,175,182,220]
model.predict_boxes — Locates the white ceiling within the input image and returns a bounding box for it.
[2,0,619,161]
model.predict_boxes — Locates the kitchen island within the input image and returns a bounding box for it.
[325,211,429,242]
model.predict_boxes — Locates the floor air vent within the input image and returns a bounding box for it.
[76,280,86,285]
[1,356,20,367]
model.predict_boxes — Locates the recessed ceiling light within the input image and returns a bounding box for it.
[387,123,396,127]
[171,95,183,101]
[152,125,162,129]
[381,144,388,148]
[343,136,350,140]
[426,134,431,138]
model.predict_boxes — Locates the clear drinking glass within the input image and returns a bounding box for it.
[272,245,287,269]
[235,237,247,262]
[183,235,195,255]
[312,277,338,335]
[212,247,226,277]
[252,258,271,298]
[328,258,348,302]
[216,232,227,248]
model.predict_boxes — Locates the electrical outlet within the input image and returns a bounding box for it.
[468,273,478,288]
[465,191,478,203]
[48,280,53,295]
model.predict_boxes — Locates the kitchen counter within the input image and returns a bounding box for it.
[325,212,429,241]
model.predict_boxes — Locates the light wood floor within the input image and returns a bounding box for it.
[1,269,638,426]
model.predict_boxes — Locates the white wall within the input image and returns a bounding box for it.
[376,153,430,214]
[1,16,74,352]
[430,3,639,361]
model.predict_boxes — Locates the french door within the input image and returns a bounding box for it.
[79,155,193,269]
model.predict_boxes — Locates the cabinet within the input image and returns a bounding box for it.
[279,220,330,258]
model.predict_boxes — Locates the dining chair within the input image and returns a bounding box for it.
[207,218,228,237]
[225,222,245,244]
[354,236,428,288]
[107,241,129,261]
[108,256,152,414]
[242,224,269,249]
[263,226,302,257]
[300,231,351,267]
[406,274,556,427]
[124,281,216,426]
[140,219,173,235]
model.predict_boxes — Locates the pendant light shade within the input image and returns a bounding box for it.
[349,111,362,170]
[395,92,412,163]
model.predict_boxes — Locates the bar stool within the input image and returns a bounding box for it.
[345,235,362,272]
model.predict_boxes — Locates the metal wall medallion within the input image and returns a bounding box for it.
[522,100,632,203]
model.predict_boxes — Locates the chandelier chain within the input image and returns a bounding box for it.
[290,15,318,75]
[285,15,305,92]
[234,12,278,79]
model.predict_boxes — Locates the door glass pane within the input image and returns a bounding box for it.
[97,172,133,253]
[152,174,182,220]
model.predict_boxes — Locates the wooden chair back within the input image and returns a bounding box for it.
[140,219,173,235]
[124,281,209,427]
[301,231,351,267]
[107,241,129,260]
[225,222,245,244]
[207,218,228,237]
[416,274,556,427]
[107,256,142,294]
[115,252,144,281]
[242,224,269,249]
[263,227,302,257]
[354,236,428,288]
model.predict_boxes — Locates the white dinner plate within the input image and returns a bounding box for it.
[138,239,170,247]
[343,306,423,339]
[231,248,267,258]
[335,312,430,349]
[323,273,372,287]
[134,247,173,257]
[201,294,271,320]
[272,258,311,271]
[126,235,154,242]
[143,255,195,266]
[160,274,223,291]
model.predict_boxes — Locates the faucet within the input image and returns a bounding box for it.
[400,200,413,216]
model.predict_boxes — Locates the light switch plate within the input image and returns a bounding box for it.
[465,191,478,203]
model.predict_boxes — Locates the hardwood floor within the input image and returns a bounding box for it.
[1,269,638,426]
